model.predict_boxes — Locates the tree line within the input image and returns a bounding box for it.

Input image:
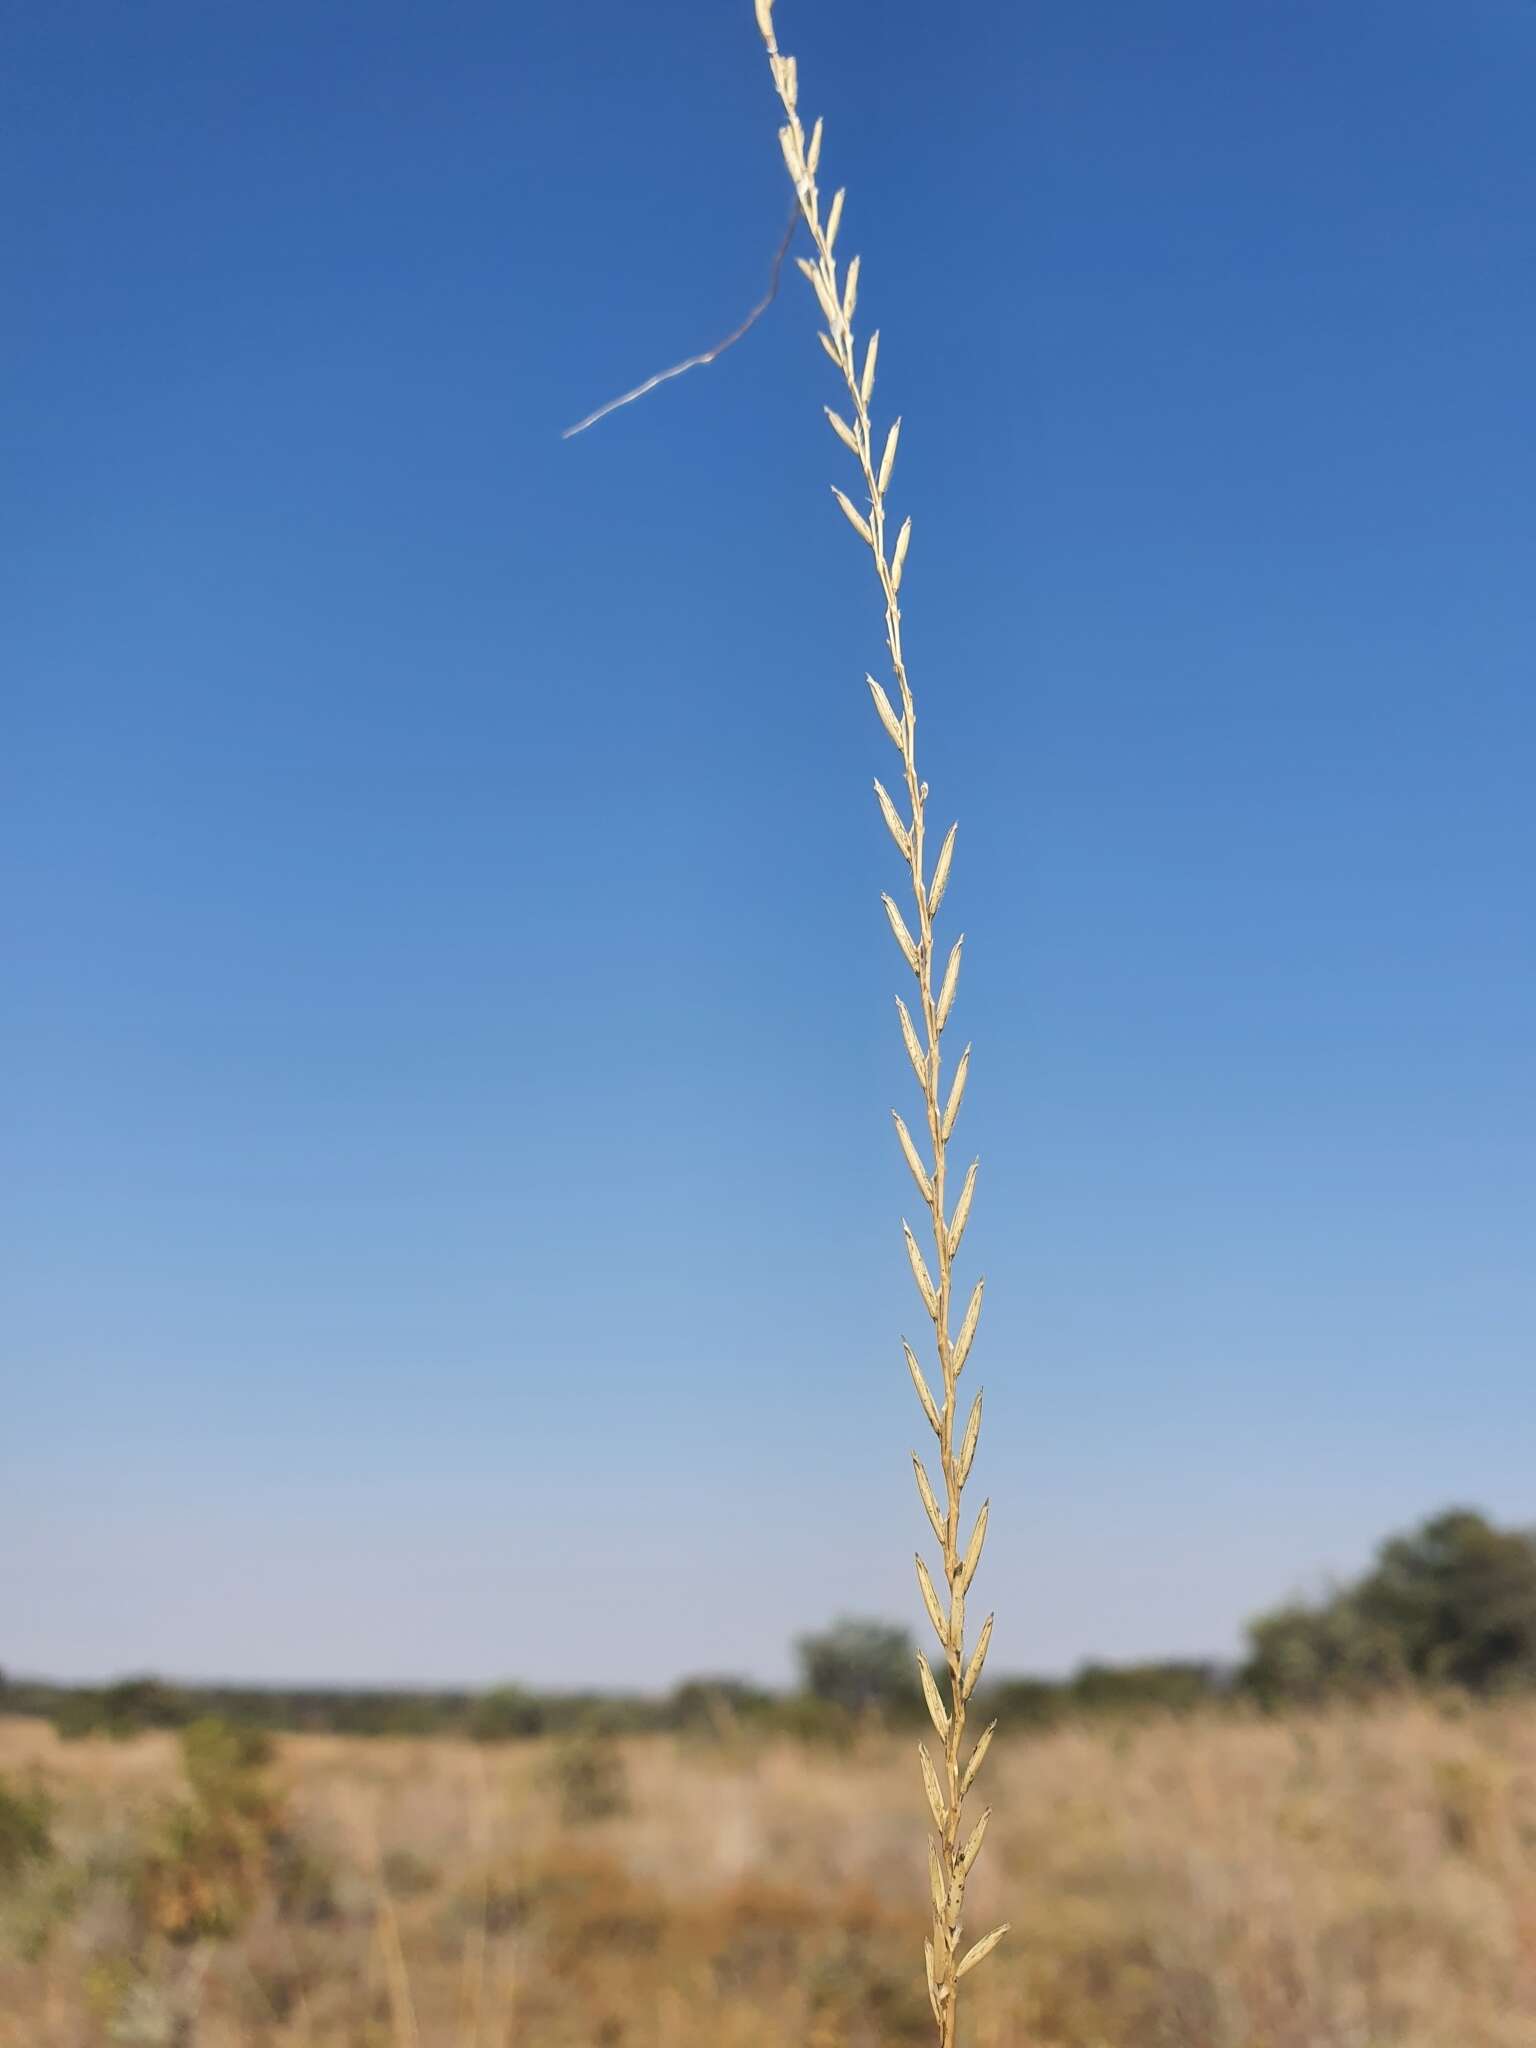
[5,1508,1534,1742]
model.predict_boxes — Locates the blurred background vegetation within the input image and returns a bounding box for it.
[7,1506,1535,1747]
[6,1505,1536,2047]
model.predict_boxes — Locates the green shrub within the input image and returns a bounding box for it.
[555,1739,629,1824]
[469,1686,546,1742]
[0,1776,53,1885]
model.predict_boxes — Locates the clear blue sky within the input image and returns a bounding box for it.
[5,0,1533,1691]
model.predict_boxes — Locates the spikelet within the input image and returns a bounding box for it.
[915,1554,948,1647]
[874,779,912,858]
[893,1111,934,1203]
[867,674,905,746]
[959,1500,989,1594]
[912,1455,946,1544]
[832,486,873,545]
[956,1926,1009,1980]
[904,1339,942,1437]
[941,1044,971,1142]
[936,935,964,1030]
[878,417,902,495]
[882,895,921,973]
[958,1808,991,1877]
[957,1389,983,1485]
[916,1653,949,1740]
[902,1221,940,1319]
[962,1613,994,1699]
[918,1743,946,1831]
[952,1277,984,1372]
[947,1160,978,1257]
[929,823,957,915]
[890,514,912,588]
[861,330,879,404]
[960,1720,995,1800]
[895,997,928,1088]
[826,406,860,455]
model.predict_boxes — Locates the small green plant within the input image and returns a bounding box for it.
[136,1719,281,1943]
[555,1738,630,1825]
[469,1684,547,1742]
[754,3,1006,2037]
[0,1775,54,1886]
[381,1845,440,1898]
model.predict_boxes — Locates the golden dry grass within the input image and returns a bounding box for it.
[5,1701,1536,2045]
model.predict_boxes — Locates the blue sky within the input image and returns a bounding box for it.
[5,0,1533,1690]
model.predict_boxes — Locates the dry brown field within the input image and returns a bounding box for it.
[5,1701,1536,2046]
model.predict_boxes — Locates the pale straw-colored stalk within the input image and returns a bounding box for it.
[753,3,1008,2039]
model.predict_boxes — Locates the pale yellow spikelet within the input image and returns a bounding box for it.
[924,1939,941,2022]
[912,1454,945,1545]
[842,253,860,323]
[960,1719,996,1799]
[936,934,964,1030]
[861,329,879,405]
[952,1276,984,1372]
[958,1808,991,1877]
[929,822,957,915]
[904,1339,942,1436]
[962,1613,994,1699]
[946,1159,977,1257]
[882,894,921,973]
[825,406,860,455]
[941,1043,971,1141]
[957,1389,983,1485]
[927,1839,947,1918]
[832,486,873,545]
[918,1743,946,1831]
[805,262,842,328]
[895,996,928,1087]
[915,1553,948,1648]
[890,513,911,588]
[959,1500,989,1594]
[916,1651,949,1740]
[878,416,902,495]
[893,1110,934,1202]
[867,674,905,746]
[874,779,912,858]
[902,1219,940,1318]
[826,186,845,251]
[956,1925,1009,1981]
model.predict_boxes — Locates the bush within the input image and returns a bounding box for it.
[796,1617,918,1721]
[469,1686,546,1742]
[1242,1509,1536,1705]
[135,1718,282,1943]
[555,1739,629,1824]
[0,1776,53,1885]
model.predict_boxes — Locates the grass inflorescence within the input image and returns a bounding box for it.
[753,3,1006,2036]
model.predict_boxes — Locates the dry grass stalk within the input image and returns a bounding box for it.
[753,3,1007,2037]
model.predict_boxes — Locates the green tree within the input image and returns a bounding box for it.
[796,1617,917,1718]
[468,1686,546,1742]
[1354,1508,1536,1690]
[1243,1595,1407,1706]
[1242,1508,1536,1704]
